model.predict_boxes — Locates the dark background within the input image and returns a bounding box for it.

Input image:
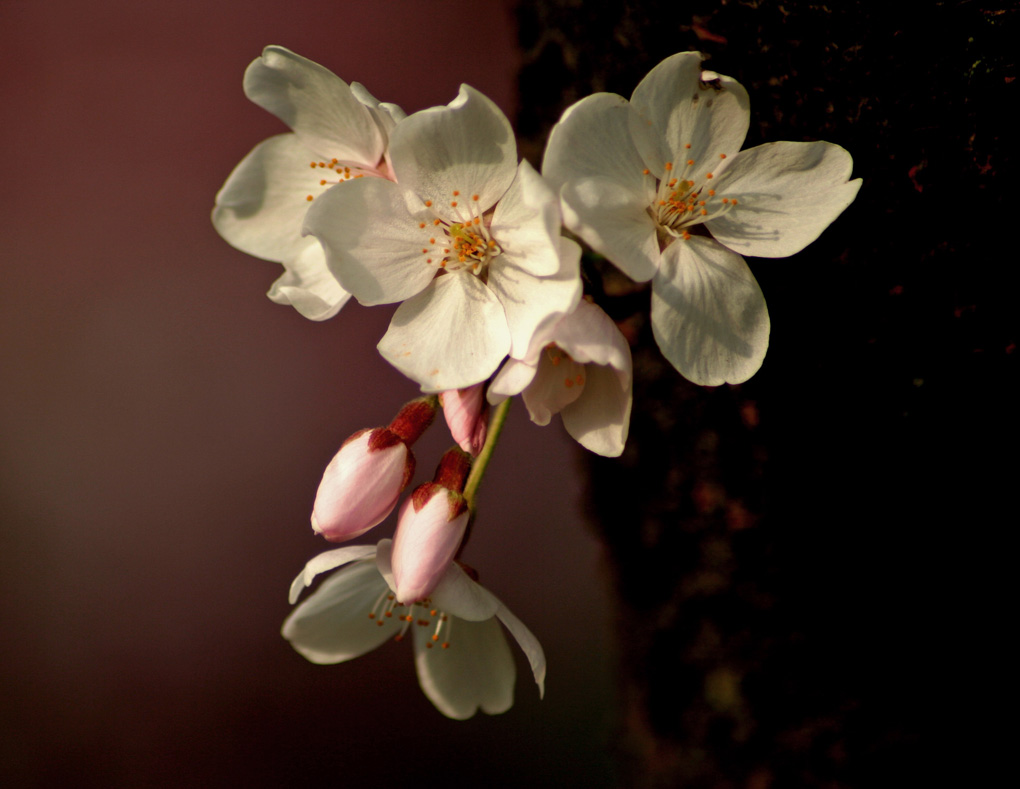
[2,1,1014,786]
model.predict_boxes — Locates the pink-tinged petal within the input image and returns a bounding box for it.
[560,176,660,282]
[651,236,770,386]
[391,492,469,603]
[267,240,351,321]
[494,601,547,699]
[311,430,411,543]
[489,161,563,278]
[562,363,632,457]
[488,358,538,403]
[488,236,583,361]
[303,176,437,306]
[705,141,862,258]
[522,350,586,426]
[213,133,329,263]
[282,558,396,663]
[413,615,516,719]
[542,92,651,198]
[377,273,511,392]
[442,384,488,456]
[288,544,380,604]
[629,53,749,178]
[243,46,384,165]
[389,85,517,214]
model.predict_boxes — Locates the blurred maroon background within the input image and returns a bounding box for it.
[0,2,617,784]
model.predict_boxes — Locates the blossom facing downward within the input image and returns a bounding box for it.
[489,299,633,457]
[304,85,582,392]
[283,540,546,720]
[543,52,861,386]
[213,46,405,320]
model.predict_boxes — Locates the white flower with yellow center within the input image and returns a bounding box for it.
[213,46,404,321]
[543,52,861,386]
[283,539,546,720]
[303,85,582,392]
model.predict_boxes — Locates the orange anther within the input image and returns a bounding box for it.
[642,168,650,175]
[722,198,729,204]
[424,200,432,207]
[309,162,316,169]
[564,378,574,388]
[719,153,727,159]
[706,173,713,179]
[452,190,460,196]
[320,180,327,186]
[686,159,694,166]
[306,195,313,201]
[731,198,738,205]
[472,194,479,201]
[685,143,692,149]
[701,209,708,215]
[708,190,716,196]
[451,201,458,207]
[419,222,426,228]
[442,642,450,649]
[430,238,436,244]
[665,162,673,171]
[433,219,441,226]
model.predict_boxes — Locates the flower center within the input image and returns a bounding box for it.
[368,590,453,649]
[643,149,737,242]
[417,191,502,275]
[303,157,393,203]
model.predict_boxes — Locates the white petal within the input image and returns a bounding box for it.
[705,141,862,258]
[551,298,631,372]
[414,616,515,719]
[243,46,384,165]
[542,92,650,198]
[487,237,582,360]
[629,53,749,178]
[488,358,538,403]
[282,559,397,663]
[651,236,770,386]
[268,241,351,321]
[288,544,380,604]
[522,352,585,426]
[429,563,500,622]
[377,273,511,391]
[489,161,563,277]
[494,601,547,699]
[389,85,517,214]
[303,177,436,306]
[350,81,407,135]
[560,176,660,282]
[562,363,632,457]
[213,134,328,262]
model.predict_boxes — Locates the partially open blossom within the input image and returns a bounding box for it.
[304,85,582,391]
[312,397,437,542]
[283,539,546,719]
[391,448,472,604]
[489,299,633,457]
[213,46,404,320]
[441,384,488,456]
[543,52,861,385]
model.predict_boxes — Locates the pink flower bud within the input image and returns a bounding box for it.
[391,484,470,604]
[441,384,489,456]
[311,428,414,543]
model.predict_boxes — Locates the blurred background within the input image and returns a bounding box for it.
[1,1,1014,786]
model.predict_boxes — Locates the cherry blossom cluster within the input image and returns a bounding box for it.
[213,46,859,718]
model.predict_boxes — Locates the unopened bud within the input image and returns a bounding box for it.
[391,447,473,603]
[311,428,413,542]
[310,397,439,543]
[441,384,489,456]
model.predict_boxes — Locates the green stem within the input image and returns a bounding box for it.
[463,398,511,515]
